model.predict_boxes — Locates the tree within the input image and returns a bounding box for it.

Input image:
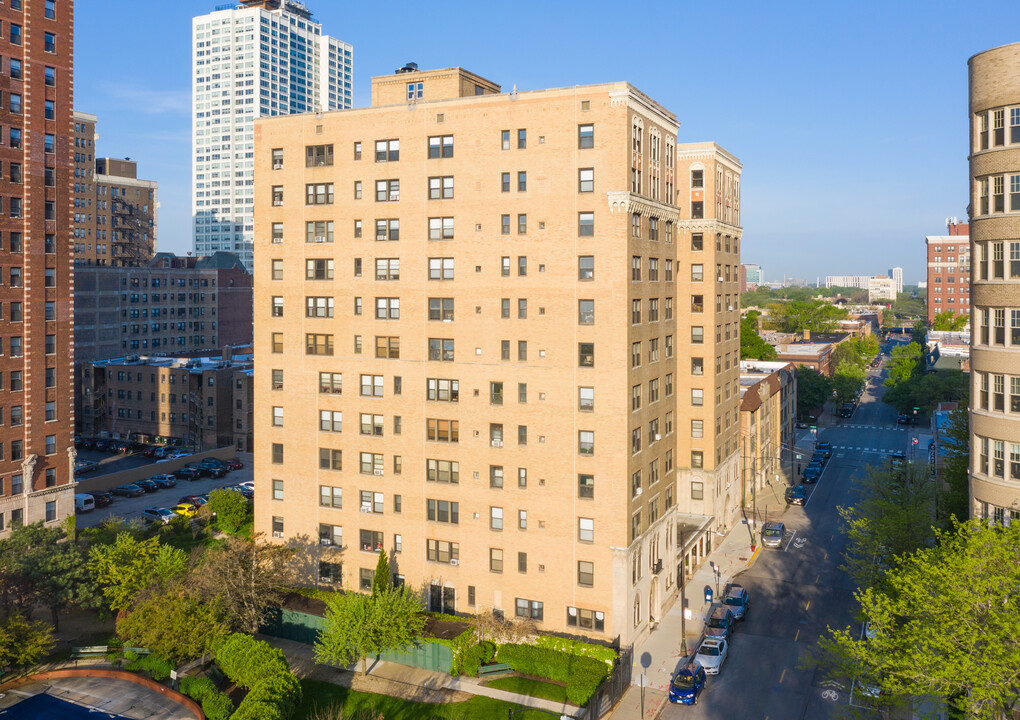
[206,488,250,535]
[372,549,390,597]
[884,341,924,388]
[765,299,849,334]
[837,462,936,592]
[0,523,100,630]
[832,360,866,405]
[315,586,425,674]
[0,613,54,671]
[796,366,833,417]
[883,370,969,415]
[932,310,968,331]
[90,533,188,613]
[193,533,294,635]
[117,588,230,663]
[821,521,1020,719]
[936,408,970,524]
[740,312,777,360]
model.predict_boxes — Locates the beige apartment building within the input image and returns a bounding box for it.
[968,44,1020,522]
[739,361,797,521]
[253,66,741,645]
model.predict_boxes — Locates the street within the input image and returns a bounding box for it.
[662,361,916,719]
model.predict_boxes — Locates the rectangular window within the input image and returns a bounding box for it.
[577,561,594,587]
[578,430,594,456]
[428,338,455,362]
[306,144,334,167]
[427,459,459,483]
[305,333,334,356]
[375,139,399,162]
[578,212,594,236]
[578,342,594,367]
[428,217,455,240]
[579,168,594,192]
[428,176,454,199]
[375,179,400,202]
[305,183,334,205]
[428,135,453,158]
[578,124,594,148]
[428,257,455,280]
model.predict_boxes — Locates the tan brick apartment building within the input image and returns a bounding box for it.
[72,111,157,267]
[925,220,971,324]
[0,0,76,536]
[968,44,1020,522]
[253,66,741,645]
[739,361,796,520]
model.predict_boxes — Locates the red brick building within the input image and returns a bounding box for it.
[0,0,76,535]
[925,220,970,324]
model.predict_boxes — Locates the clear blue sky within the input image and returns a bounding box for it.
[75,1,1010,285]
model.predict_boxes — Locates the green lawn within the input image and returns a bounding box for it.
[484,676,568,704]
[297,679,561,720]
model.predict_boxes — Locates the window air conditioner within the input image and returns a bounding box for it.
[273,162,283,170]
[273,531,284,538]
[319,576,332,583]
[635,487,643,496]
[449,559,459,566]
[320,538,331,546]
[273,200,283,206]
[655,434,662,441]
[315,236,326,243]
[360,504,371,513]
[271,237,283,244]
[373,469,384,476]
[492,440,503,447]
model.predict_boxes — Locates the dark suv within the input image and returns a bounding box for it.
[723,584,749,621]
[705,604,735,640]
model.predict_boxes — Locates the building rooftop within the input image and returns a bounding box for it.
[89,351,253,374]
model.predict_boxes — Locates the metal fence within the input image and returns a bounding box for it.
[577,645,632,719]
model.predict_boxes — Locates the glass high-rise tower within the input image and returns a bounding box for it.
[192,0,352,271]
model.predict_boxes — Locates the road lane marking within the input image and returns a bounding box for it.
[783,529,797,552]
[795,629,800,642]
[815,574,820,583]
[780,669,786,684]
[805,600,811,611]
[823,552,828,561]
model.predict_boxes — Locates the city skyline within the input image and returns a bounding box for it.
[73,1,1011,282]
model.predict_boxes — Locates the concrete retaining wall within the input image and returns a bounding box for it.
[0,667,204,719]
[75,447,236,495]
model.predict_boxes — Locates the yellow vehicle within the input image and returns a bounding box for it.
[170,502,197,518]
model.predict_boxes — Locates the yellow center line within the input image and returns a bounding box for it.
[805,600,811,611]
[823,552,828,560]
[794,629,800,642]
[816,574,820,583]
[779,669,786,684]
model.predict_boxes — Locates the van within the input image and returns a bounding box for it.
[74,493,95,513]
[760,521,786,548]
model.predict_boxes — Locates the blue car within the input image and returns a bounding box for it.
[802,466,821,484]
[669,661,707,705]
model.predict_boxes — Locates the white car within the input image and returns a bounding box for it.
[141,507,178,525]
[237,481,254,490]
[694,637,728,675]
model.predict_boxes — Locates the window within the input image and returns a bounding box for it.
[429,176,454,199]
[426,418,459,442]
[692,388,704,406]
[490,507,504,530]
[305,333,334,356]
[691,481,704,500]
[518,215,527,235]
[579,430,594,456]
[375,179,400,202]
[428,297,455,321]
[578,300,594,325]
[306,220,334,244]
[577,561,594,587]
[501,214,511,235]
[407,81,424,100]
[44,66,55,86]
[428,135,454,159]
[578,474,594,499]
[632,299,642,324]
[579,387,594,412]
[375,336,400,359]
[306,144,334,167]
[518,129,527,149]
[692,451,704,468]
[427,459,459,483]
[429,257,454,280]
[518,298,527,318]
[427,499,459,524]
[516,598,543,620]
[501,130,511,150]
[375,297,400,319]
[428,338,455,361]
[490,548,504,573]
[692,326,704,344]
[427,540,459,564]
[578,212,594,236]
[353,142,362,160]
[578,342,594,367]
[305,184,334,205]
[375,218,400,241]
[578,124,594,149]
[360,413,384,437]
[518,171,527,192]
[579,168,594,192]
[578,518,594,543]
[319,410,342,432]
[306,259,334,280]
[578,256,594,280]
[272,406,283,427]
[429,217,454,240]
[427,378,459,402]
[375,139,399,162]
[306,296,334,318]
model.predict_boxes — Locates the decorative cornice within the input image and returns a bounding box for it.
[605,191,680,223]
[675,218,743,234]
[607,88,679,134]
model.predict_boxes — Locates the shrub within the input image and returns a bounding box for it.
[201,690,233,720]
[461,641,496,677]
[533,635,617,666]
[243,672,303,719]
[139,654,174,680]
[206,489,249,535]
[123,650,142,671]
[497,643,609,706]
[213,633,288,689]
[179,675,217,702]
[231,700,284,720]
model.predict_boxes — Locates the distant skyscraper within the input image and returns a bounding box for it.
[888,266,903,294]
[742,263,762,285]
[191,0,352,271]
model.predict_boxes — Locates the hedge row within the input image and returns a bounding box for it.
[213,633,301,720]
[461,641,496,677]
[123,651,174,681]
[497,643,608,706]
[533,636,617,667]
[180,675,232,720]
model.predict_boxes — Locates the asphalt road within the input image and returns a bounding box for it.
[75,460,253,529]
[662,361,906,720]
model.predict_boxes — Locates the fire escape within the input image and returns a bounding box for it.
[110,199,154,267]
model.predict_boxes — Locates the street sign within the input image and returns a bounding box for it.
[912,438,918,445]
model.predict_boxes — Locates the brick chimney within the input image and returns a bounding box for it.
[222,346,233,364]
[803,329,811,341]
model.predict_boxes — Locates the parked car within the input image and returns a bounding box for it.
[149,474,177,489]
[785,485,807,505]
[237,481,255,490]
[74,494,95,514]
[694,637,728,675]
[802,467,820,484]
[816,442,832,457]
[811,451,828,466]
[897,413,913,425]
[201,458,228,470]
[225,458,244,470]
[170,503,198,518]
[183,464,212,478]
[74,461,100,476]
[134,479,159,493]
[223,484,254,499]
[192,461,226,478]
[141,507,177,525]
[92,491,114,508]
[723,584,749,621]
[761,521,786,548]
[178,495,208,509]
[112,484,144,497]
[166,450,191,460]
[839,404,854,418]
[668,661,707,705]
[93,439,109,452]
[705,604,735,640]
[174,468,202,481]
[142,446,160,458]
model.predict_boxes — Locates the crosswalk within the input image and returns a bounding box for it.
[830,424,910,431]
[832,445,909,455]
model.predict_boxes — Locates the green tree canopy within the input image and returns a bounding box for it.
[0,612,54,671]
[821,521,1020,719]
[796,366,833,417]
[315,586,425,674]
[832,360,867,406]
[765,299,849,334]
[931,310,969,331]
[883,370,968,415]
[372,549,390,597]
[884,341,924,388]
[936,408,969,524]
[740,312,777,360]
[117,587,230,662]
[89,533,188,613]
[206,488,250,535]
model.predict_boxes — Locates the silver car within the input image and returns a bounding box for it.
[761,521,786,548]
[694,637,728,675]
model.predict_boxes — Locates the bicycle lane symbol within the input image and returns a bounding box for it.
[821,689,839,702]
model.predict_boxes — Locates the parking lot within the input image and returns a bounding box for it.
[76,453,253,529]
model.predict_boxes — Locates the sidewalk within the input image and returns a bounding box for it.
[608,524,765,720]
